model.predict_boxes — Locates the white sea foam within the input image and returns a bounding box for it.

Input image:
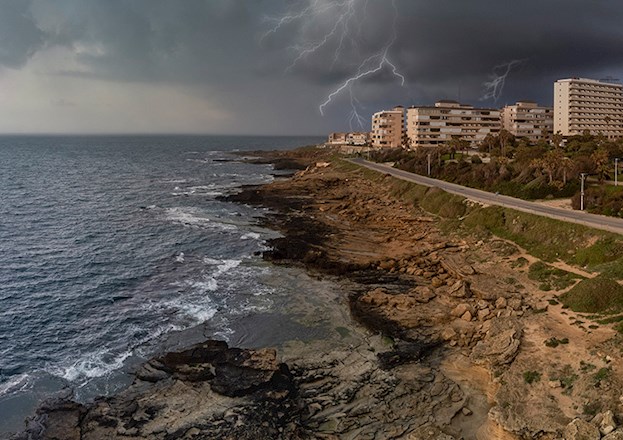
[0,373,32,396]
[165,207,238,231]
[176,303,217,323]
[215,259,241,276]
[165,207,211,227]
[190,278,218,292]
[202,258,242,277]
[241,232,261,240]
[51,349,133,384]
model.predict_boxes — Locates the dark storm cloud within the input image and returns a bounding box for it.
[2,0,623,133]
[30,0,269,83]
[263,0,623,106]
[0,0,44,68]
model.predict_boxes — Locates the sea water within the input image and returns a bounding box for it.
[0,134,324,434]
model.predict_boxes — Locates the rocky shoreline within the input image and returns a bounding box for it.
[12,148,623,439]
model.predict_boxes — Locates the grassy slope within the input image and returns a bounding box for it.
[336,158,623,279]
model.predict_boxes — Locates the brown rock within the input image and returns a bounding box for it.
[461,311,473,322]
[448,280,472,298]
[477,309,490,321]
[431,277,445,288]
[451,303,475,318]
[603,430,623,440]
[471,318,522,366]
[495,297,508,309]
[412,286,437,303]
[534,301,549,312]
[564,418,600,440]
[508,298,522,311]
[600,410,617,436]
[441,327,457,341]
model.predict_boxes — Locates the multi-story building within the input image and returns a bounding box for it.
[554,78,623,138]
[406,100,501,148]
[371,106,404,148]
[501,101,553,142]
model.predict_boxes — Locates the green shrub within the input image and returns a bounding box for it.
[528,262,582,291]
[544,337,569,348]
[560,276,623,314]
[523,370,541,384]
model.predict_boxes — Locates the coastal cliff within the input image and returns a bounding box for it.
[13,147,623,439]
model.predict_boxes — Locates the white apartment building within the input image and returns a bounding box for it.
[554,78,623,138]
[371,106,404,148]
[406,100,501,148]
[501,101,553,142]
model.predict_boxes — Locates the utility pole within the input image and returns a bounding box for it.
[427,153,431,176]
[616,158,619,187]
[580,173,588,211]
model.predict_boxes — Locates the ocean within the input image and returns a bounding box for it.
[0,134,326,435]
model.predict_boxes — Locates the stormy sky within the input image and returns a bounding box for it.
[0,0,622,135]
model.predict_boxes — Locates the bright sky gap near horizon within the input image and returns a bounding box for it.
[1,0,622,136]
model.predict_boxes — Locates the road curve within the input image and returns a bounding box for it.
[348,158,623,236]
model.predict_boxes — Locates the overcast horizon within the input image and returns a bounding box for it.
[1,0,622,136]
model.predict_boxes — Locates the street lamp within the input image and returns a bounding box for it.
[580,173,588,211]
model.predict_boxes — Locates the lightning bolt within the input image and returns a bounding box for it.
[480,59,527,103]
[263,0,406,129]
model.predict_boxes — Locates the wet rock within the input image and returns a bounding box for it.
[377,341,441,370]
[135,361,170,382]
[17,399,85,440]
[563,418,600,440]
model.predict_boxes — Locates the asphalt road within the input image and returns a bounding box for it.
[348,158,623,235]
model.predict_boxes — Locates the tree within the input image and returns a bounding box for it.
[479,133,498,154]
[561,157,574,184]
[532,149,564,185]
[591,148,610,182]
[499,129,515,157]
[552,131,563,149]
